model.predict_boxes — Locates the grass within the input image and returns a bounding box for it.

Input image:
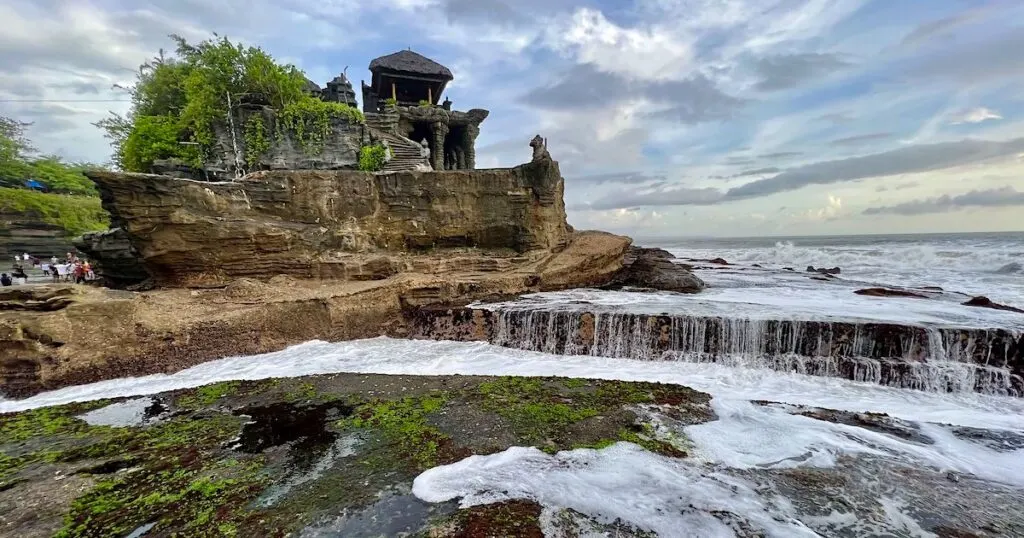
[0,187,109,237]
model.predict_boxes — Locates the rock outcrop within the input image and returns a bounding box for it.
[0,230,630,396]
[205,106,365,179]
[607,247,705,294]
[0,207,74,261]
[963,296,1024,314]
[74,228,150,288]
[86,157,570,287]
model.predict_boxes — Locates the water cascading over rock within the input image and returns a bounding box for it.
[407,306,1024,395]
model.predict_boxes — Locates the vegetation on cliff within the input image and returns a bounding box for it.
[358,143,387,171]
[0,116,98,196]
[95,35,365,172]
[0,187,110,237]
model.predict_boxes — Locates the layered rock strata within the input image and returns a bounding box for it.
[406,307,1024,395]
[0,231,630,397]
[86,158,570,287]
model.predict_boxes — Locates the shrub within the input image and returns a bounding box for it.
[358,144,387,172]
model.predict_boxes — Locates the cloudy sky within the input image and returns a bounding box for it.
[2,0,1023,237]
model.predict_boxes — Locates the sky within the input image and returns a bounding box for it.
[1,0,1023,237]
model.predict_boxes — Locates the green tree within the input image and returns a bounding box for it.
[94,34,357,173]
[0,115,99,195]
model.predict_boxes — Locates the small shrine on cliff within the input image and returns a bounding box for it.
[304,50,488,171]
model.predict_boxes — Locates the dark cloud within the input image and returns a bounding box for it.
[864,186,1024,215]
[874,180,918,193]
[522,64,744,124]
[732,167,781,177]
[727,137,1024,199]
[568,171,664,185]
[829,132,892,146]
[752,53,851,91]
[573,185,725,210]
[55,81,104,95]
[758,151,802,160]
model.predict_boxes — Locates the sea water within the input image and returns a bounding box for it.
[648,231,1024,306]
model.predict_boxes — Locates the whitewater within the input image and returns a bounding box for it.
[653,231,1024,306]
[3,231,1022,536]
[4,337,1024,536]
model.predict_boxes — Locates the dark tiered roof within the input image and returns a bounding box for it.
[369,50,453,80]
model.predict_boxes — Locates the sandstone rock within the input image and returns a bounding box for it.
[854,288,928,298]
[86,157,571,287]
[0,206,74,261]
[608,246,705,294]
[0,231,630,397]
[74,228,150,288]
[962,296,1024,314]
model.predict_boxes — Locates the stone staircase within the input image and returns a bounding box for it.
[370,128,431,172]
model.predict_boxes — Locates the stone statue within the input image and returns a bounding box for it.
[530,134,550,162]
[420,138,431,159]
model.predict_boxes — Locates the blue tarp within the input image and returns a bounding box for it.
[24,179,45,190]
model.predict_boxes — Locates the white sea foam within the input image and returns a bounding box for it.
[5,338,1023,431]
[479,286,1024,329]
[4,336,1022,535]
[412,442,820,538]
[657,233,1024,306]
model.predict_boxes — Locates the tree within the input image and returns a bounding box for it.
[94,34,362,173]
[0,115,99,195]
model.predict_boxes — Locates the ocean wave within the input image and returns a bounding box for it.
[672,240,1022,276]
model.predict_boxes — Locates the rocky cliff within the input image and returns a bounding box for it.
[86,157,570,287]
[0,231,630,396]
[204,106,365,178]
[0,208,72,261]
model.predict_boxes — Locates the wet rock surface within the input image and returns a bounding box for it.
[963,296,1024,314]
[606,246,705,294]
[2,374,1023,537]
[0,373,712,537]
[854,287,930,298]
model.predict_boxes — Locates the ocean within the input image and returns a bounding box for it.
[649,231,1024,307]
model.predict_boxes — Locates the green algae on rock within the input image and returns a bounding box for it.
[0,374,714,537]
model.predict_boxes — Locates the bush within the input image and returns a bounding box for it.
[0,187,109,237]
[358,144,387,172]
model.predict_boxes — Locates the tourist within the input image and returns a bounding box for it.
[73,262,86,284]
[55,263,69,282]
[41,261,51,276]
[83,260,94,281]
[0,273,11,287]
[12,267,28,285]
[51,255,58,265]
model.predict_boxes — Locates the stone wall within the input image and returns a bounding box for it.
[85,156,571,286]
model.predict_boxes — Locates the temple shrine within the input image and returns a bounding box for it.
[314,49,488,171]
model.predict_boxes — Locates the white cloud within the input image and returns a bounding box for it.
[950,107,1003,125]
[545,8,694,81]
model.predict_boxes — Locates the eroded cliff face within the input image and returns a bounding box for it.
[86,158,570,287]
[0,208,73,261]
[0,231,630,396]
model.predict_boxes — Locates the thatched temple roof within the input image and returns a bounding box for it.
[369,50,453,80]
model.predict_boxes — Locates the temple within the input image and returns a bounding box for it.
[299,50,490,172]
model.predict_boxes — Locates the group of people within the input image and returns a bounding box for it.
[3,252,95,287]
